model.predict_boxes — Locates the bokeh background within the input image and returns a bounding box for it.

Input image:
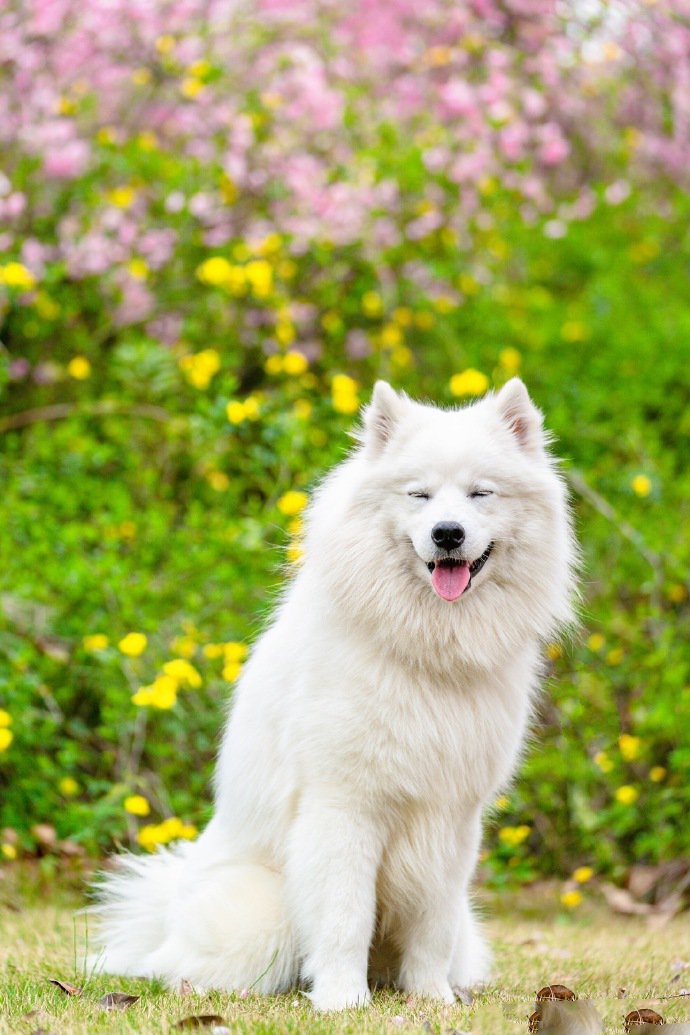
[1,0,689,909]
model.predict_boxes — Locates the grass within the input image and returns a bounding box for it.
[1,869,689,1034]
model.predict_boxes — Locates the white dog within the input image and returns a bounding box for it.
[92,379,576,1011]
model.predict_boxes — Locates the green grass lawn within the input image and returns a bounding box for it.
[1,872,689,1034]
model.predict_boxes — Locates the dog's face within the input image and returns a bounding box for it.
[359,379,565,605]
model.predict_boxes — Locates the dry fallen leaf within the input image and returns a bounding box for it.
[178,979,194,996]
[624,1007,665,1030]
[47,978,82,996]
[98,992,140,1011]
[175,1015,227,1029]
[536,984,577,1001]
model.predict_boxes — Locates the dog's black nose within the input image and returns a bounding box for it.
[431,521,465,551]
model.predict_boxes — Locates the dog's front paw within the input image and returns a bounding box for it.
[400,974,456,1004]
[309,978,371,1012]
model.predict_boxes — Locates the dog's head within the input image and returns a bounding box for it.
[306,379,577,666]
[360,379,568,601]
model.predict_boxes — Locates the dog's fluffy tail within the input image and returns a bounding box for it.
[89,846,298,993]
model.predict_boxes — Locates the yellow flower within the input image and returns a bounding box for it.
[278,258,297,280]
[587,633,605,652]
[127,258,149,280]
[137,824,163,850]
[224,642,248,663]
[245,259,273,298]
[391,346,414,369]
[132,686,154,707]
[282,351,308,375]
[499,347,521,372]
[188,60,211,79]
[458,273,480,295]
[545,642,562,661]
[293,399,312,421]
[560,321,589,342]
[67,356,91,380]
[493,795,510,811]
[450,368,489,397]
[631,474,652,497]
[124,795,150,816]
[265,355,284,375]
[83,633,109,652]
[667,583,687,604]
[0,262,37,291]
[560,890,583,909]
[96,126,116,145]
[362,290,383,317]
[131,67,152,86]
[607,647,624,665]
[137,131,157,151]
[180,77,205,99]
[278,491,308,517]
[393,307,412,327]
[276,320,296,346]
[106,185,136,209]
[573,866,594,884]
[118,632,148,657]
[0,729,13,752]
[0,710,12,727]
[415,311,435,329]
[179,349,221,389]
[206,470,230,492]
[615,785,639,805]
[288,518,303,537]
[222,660,244,682]
[170,635,196,659]
[59,777,80,797]
[649,766,666,782]
[162,659,202,688]
[594,751,614,773]
[197,256,233,286]
[34,292,60,319]
[226,401,247,425]
[145,674,178,709]
[178,824,198,840]
[380,324,403,349]
[332,374,359,415]
[2,843,17,860]
[618,734,641,761]
[203,642,225,660]
[498,825,531,848]
[243,396,261,420]
[155,34,175,54]
[434,295,456,314]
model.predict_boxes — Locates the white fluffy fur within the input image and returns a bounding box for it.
[91,379,576,1010]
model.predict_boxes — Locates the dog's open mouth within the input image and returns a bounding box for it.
[426,543,494,602]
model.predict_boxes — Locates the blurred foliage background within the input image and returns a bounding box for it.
[0,0,689,902]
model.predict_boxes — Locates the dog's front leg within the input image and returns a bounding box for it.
[397,809,482,1003]
[286,794,383,1011]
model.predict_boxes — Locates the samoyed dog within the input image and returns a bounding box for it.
[92,378,576,1010]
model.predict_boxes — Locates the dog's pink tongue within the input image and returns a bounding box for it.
[431,563,471,601]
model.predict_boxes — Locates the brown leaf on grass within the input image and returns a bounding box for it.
[600,884,655,916]
[535,984,577,1001]
[175,1015,226,1028]
[624,1007,665,1030]
[178,979,194,996]
[47,978,82,996]
[33,824,57,849]
[98,992,140,1010]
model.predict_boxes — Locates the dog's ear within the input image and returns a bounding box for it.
[363,380,408,453]
[494,378,545,454]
